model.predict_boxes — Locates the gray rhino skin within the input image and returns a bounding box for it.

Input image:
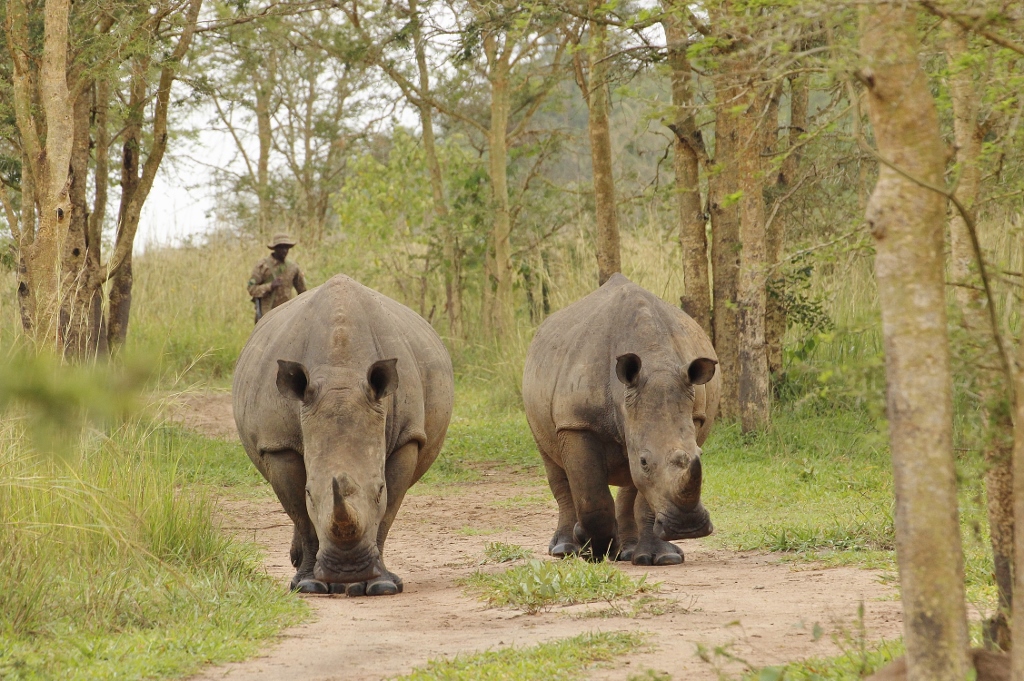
[522,273,720,566]
[233,274,454,596]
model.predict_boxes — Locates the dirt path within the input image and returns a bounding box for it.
[173,391,902,681]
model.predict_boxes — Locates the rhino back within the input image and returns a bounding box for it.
[233,274,453,475]
[523,273,719,449]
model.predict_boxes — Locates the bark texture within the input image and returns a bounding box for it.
[584,0,621,286]
[861,6,970,679]
[1012,330,1024,676]
[766,75,808,378]
[663,9,710,337]
[710,73,741,420]
[484,35,513,338]
[411,0,461,340]
[944,26,1013,650]
[736,75,769,432]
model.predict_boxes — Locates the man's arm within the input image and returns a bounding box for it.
[247,261,274,298]
[294,266,307,294]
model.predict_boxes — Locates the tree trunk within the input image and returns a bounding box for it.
[10,0,75,349]
[107,0,202,350]
[861,5,970,679]
[89,79,110,357]
[411,0,462,340]
[766,75,808,378]
[944,26,1014,650]
[61,84,102,359]
[663,10,710,336]
[1011,329,1024,676]
[736,77,770,432]
[584,0,620,286]
[710,81,741,420]
[255,49,276,236]
[486,37,514,337]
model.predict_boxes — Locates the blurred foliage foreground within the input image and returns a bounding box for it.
[0,353,305,680]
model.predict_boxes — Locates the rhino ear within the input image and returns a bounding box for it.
[687,358,718,386]
[277,360,310,401]
[367,358,399,401]
[615,353,642,388]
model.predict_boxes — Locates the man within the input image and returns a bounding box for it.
[248,233,307,323]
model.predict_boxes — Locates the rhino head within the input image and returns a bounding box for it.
[616,352,717,541]
[276,357,399,585]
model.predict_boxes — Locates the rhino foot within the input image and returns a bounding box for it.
[616,541,637,562]
[631,539,684,567]
[550,541,583,558]
[292,578,330,594]
[346,569,404,597]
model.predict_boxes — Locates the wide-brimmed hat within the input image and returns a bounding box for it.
[267,233,297,249]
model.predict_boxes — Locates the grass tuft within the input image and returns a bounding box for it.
[462,557,657,614]
[393,631,645,681]
[0,395,305,679]
[482,542,533,563]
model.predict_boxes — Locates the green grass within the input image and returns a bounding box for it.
[482,542,534,563]
[392,631,645,680]
[0,361,306,680]
[462,557,657,614]
[419,383,543,486]
[735,644,902,681]
[153,424,268,492]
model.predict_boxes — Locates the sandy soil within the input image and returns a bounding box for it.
[173,391,902,681]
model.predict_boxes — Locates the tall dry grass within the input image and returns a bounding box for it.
[0,354,305,677]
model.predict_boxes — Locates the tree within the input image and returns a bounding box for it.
[860,3,970,677]
[662,2,710,336]
[571,1,621,285]
[2,0,202,355]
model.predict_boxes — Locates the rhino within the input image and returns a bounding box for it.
[522,273,720,566]
[233,274,454,596]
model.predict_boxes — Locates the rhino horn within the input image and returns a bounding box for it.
[331,474,361,542]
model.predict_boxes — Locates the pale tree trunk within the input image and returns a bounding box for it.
[61,84,98,358]
[1011,332,1024,675]
[107,0,202,350]
[663,9,710,336]
[255,49,276,236]
[582,0,620,286]
[944,26,1014,650]
[411,0,462,340]
[710,76,741,420]
[5,0,75,348]
[861,5,970,679]
[736,74,770,432]
[485,35,514,338]
[5,0,37,332]
[88,79,110,357]
[765,75,807,378]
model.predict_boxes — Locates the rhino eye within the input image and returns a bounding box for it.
[376,483,385,504]
[640,456,649,469]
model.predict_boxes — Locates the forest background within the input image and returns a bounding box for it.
[1,0,1024,679]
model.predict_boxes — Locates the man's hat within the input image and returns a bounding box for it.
[267,233,297,249]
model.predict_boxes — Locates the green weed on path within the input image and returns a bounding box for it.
[393,631,645,681]
[463,557,657,614]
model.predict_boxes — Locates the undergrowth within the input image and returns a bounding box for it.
[462,557,657,614]
[393,631,645,680]
[0,358,305,680]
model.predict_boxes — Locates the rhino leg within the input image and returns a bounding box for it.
[631,494,684,567]
[289,525,303,568]
[541,451,581,557]
[346,442,418,597]
[259,448,325,593]
[559,430,618,560]
[614,485,639,561]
